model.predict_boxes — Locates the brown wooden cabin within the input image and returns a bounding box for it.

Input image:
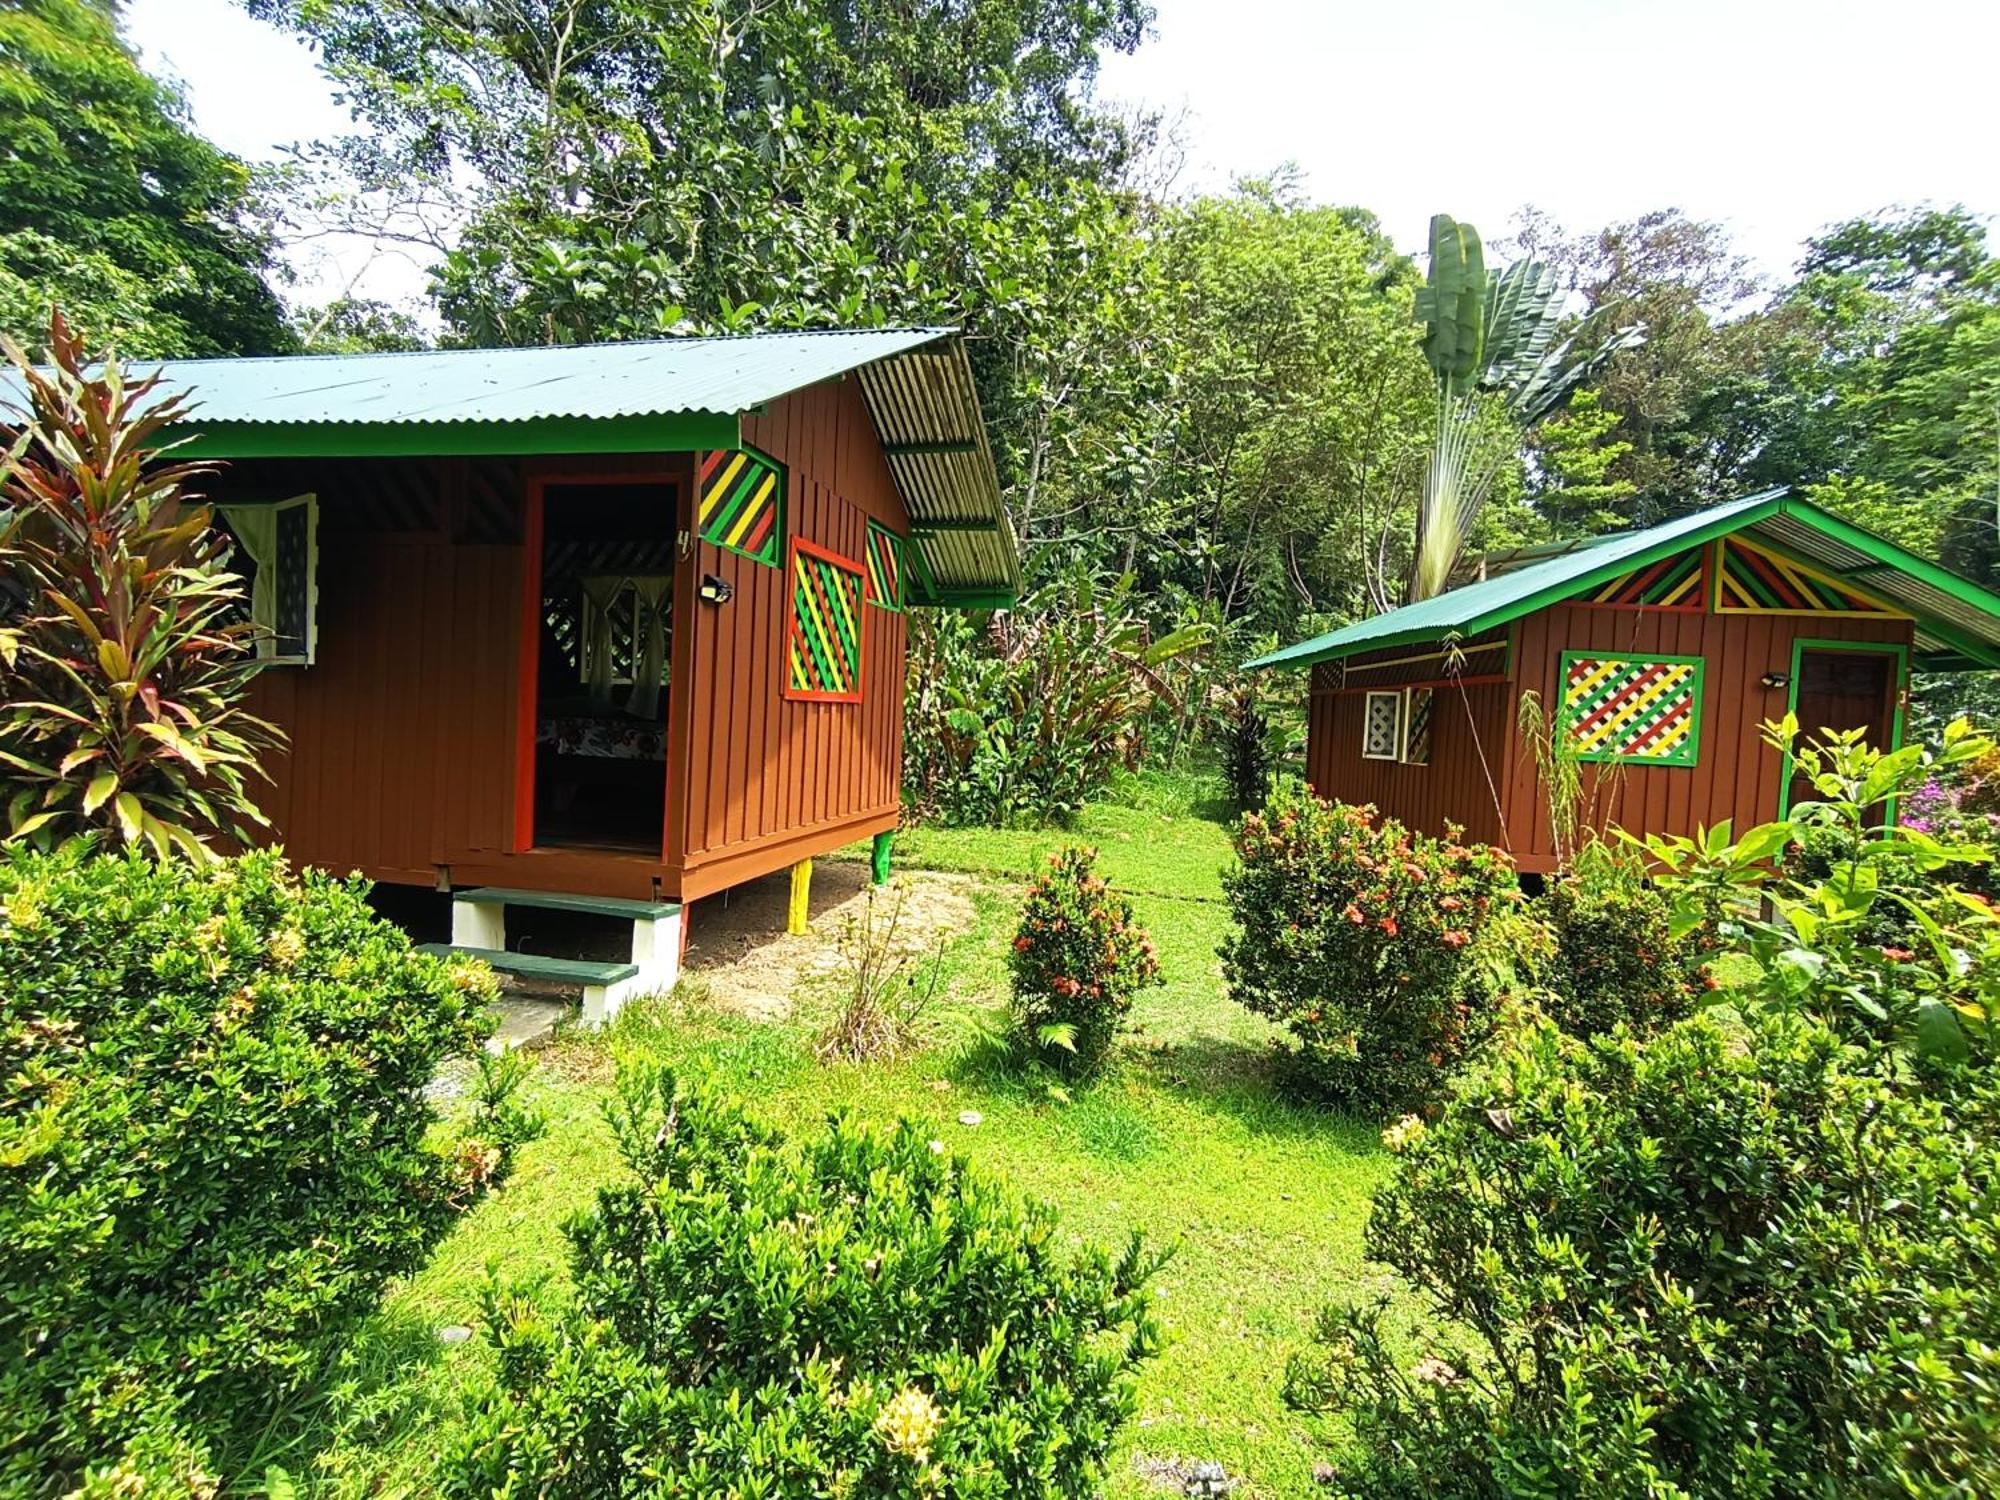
[1250,492,2000,875]
[141,331,1015,1010]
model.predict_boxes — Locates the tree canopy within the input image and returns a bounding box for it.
[0,0,290,355]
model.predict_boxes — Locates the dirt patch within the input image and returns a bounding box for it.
[683,860,982,1021]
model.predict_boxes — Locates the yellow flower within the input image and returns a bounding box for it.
[1382,1114,1426,1153]
[873,1385,942,1460]
[268,927,306,968]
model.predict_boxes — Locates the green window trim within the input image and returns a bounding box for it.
[1556,650,1706,769]
[865,520,906,612]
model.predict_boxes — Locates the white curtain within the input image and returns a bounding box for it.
[581,574,625,711]
[626,576,671,718]
[217,503,279,653]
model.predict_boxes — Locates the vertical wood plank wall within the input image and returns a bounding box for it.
[1502,603,1911,870]
[1305,661,1510,848]
[232,374,912,902]
[674,378,910,898]
[1301,599,1915,873]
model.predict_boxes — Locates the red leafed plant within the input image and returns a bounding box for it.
[0,311,280,857]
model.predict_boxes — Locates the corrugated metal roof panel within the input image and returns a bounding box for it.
[1250,493,1783,668]
[4,327,1019,603]
[856,342,1019,603]
[1249,491,2000,671]
[67,328,954,426]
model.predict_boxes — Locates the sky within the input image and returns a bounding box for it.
[124,0,2000,311]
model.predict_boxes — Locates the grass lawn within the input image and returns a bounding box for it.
[284,776,1396,1499]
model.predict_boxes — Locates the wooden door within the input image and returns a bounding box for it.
[1788,647,1896,812]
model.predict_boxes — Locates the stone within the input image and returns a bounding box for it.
[957,1109,983,1127]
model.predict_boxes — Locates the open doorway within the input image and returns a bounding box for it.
[1787,643,1902,818]
[531,479,678,850]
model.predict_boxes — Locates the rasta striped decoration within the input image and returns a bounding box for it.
[1560,653,1704,767]
[697,448,784,564]
[1716,537,1900,615]
[865,521,904,611]
[786,541,865,703]
[1583,547,1706,610]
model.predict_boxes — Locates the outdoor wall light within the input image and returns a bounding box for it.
[1760,671,1790,690]
[699,573,734,606]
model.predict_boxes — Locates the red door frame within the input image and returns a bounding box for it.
[514,467,685,855]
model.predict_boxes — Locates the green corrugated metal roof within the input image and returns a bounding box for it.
[103,329,957,425]
[1247,490,2000,672]
[2,328,1020,605]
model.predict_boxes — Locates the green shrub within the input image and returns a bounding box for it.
[1220,786,1517,1113]
[443,1067,1166,1498]
[1537,847,1709,1039]
[1009,845,1162,1078]
[0,847,535,1495]
[1287,1009,2000,1499]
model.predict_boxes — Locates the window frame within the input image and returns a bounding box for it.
[1556,650,1706,769]
[783,538,867,704]
[1400,686,1433,766]
[217,492,318,667]
[1360,689,1404,761]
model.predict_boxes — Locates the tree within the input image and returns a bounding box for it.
[1406,213,1641,601]
[0,0,290,355]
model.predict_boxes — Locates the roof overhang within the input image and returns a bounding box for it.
[1249,491,2000,673]
[854,340,1019,607]
[6,328,1017,607]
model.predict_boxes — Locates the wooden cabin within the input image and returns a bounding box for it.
[1250,491,2000,875]
[141,331,1016,1011]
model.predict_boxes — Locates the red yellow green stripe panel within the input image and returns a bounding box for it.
[697,447,783,565]
[1558,652,1704,767]
[1582,546,1706,610]
[785,540,865,703]
[1715,536,1901,615]
[865,521,904,611]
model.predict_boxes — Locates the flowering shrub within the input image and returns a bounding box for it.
[1009,846,1162,1078]
[1286,1008,2000,1499]
[1220,786,1516,1113]
[0,847,537,1495]
[442,1067,1165,1498]
[1538,845,1710,1039]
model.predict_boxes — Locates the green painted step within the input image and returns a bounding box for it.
[418,943,638,986]
[451,886,680,921]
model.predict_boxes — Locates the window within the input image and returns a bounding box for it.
[1558,651,1704,767]
[1402,688,1433,765]
[784,540,866,703]
[1361,690,1402,760]
[865,520,905,612]
[696,447,784,565]
[216,494,317,665]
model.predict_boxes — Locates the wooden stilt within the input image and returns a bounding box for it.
[788,859,813,935]
[871,830,894,885]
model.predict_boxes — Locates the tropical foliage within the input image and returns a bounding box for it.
[1008,844,1162,1078]
[1220,785,1518,1112]
[0,0,289,355]
[0,845,534,1496]
[902,566,1208,827]
[442,1066,1164,1499]
[1407,213,1642,602]
[1289,1007,2000,1499]
[0,316,282,857]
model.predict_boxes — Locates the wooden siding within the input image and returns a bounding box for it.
[1298,599,1915,873]
[228,375,911,903]
[674,379,909,898]
[1304,651,1510,849]
[1502,603,1912,871]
